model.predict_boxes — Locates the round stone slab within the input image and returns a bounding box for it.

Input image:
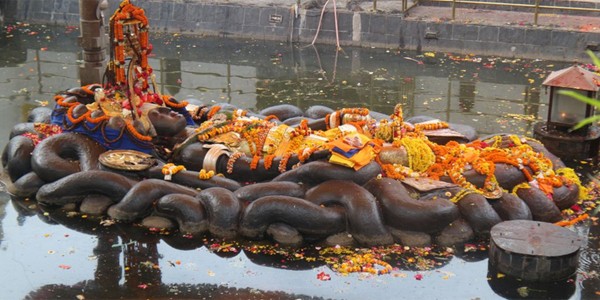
[491,220,583,257]
[489,220,584,281]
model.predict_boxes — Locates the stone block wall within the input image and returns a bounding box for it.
[4,0,600,61]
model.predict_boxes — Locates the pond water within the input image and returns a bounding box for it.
[0,23,599,299]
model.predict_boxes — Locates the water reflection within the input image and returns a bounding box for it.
[15,197,455,299]
[0,24,571,138]
[458,80,475,113]
[487,265,578,299]
[160,58,182,96]
[13,197,321,299]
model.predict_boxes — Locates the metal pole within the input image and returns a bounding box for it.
[373,0,377,11]
[78,0,108,85]
[534,0,540,25]
[452,0,457,20]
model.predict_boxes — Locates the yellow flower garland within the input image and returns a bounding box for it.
[161,163,186,180]
[556,167,591,200]
[198,169,215,180]
[398,136,435,173]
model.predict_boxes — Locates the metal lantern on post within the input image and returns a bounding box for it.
[542,65,599,134]
[533,65,600,162]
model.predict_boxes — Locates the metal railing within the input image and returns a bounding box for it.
[370,0,600,25]
[373,0,417,12]
[371,0,416,12]
[444,0,600,25]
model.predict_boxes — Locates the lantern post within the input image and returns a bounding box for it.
[78,0,108,85]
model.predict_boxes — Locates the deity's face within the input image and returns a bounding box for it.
[147,106,187,137]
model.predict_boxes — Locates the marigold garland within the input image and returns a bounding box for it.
[125,121,152,141]
[291,119,312,137]
[81,84,101,95]
[279,153,292,173]
[263,154,276,170]
[556,167,591,200]
[555,213,589,227]
[420,135,566,196]
[511,182,531,194]
[297,146,317,162]
[250,155,261,170]
[264,115,279,122]
[340,108,370,116]
[449,189,476,203]
[324,113,331,129]
[198,169,215,180]
[414,121,449,131]
[66,105,90,124]
[85,113,111,124]
[161,163,186,180]
[374,119,393,142]
[197,123,234,142]
[398,136,435,173]
[206,106,222,119]
[378,162,405,180]
[162,95,188,109]
[226,152,245,174]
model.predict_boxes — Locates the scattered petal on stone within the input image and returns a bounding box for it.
[464,244,477,252]
[517,286,529,297]
[414,273,423,280]
[100,219,115,226]
[58,264,71,270]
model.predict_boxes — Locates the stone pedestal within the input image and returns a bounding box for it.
[489,220,583,281]
[533,122,600,162]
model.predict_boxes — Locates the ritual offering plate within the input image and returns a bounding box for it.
[402,177,457,192]
[99,150,156,171]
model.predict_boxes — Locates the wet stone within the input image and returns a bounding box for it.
[323,232,356,247]
[141,216,176,230]
[389,228,432,247]
[266,223,303,247]
[80,194,114,215]
[62,202,78,211]
[435,218,475,247]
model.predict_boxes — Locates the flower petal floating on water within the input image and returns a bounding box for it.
[317,271,331,281]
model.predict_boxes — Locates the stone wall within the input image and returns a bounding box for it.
[4,0,600,61]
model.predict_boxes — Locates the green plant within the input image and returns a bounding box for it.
[558,50,600,130]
